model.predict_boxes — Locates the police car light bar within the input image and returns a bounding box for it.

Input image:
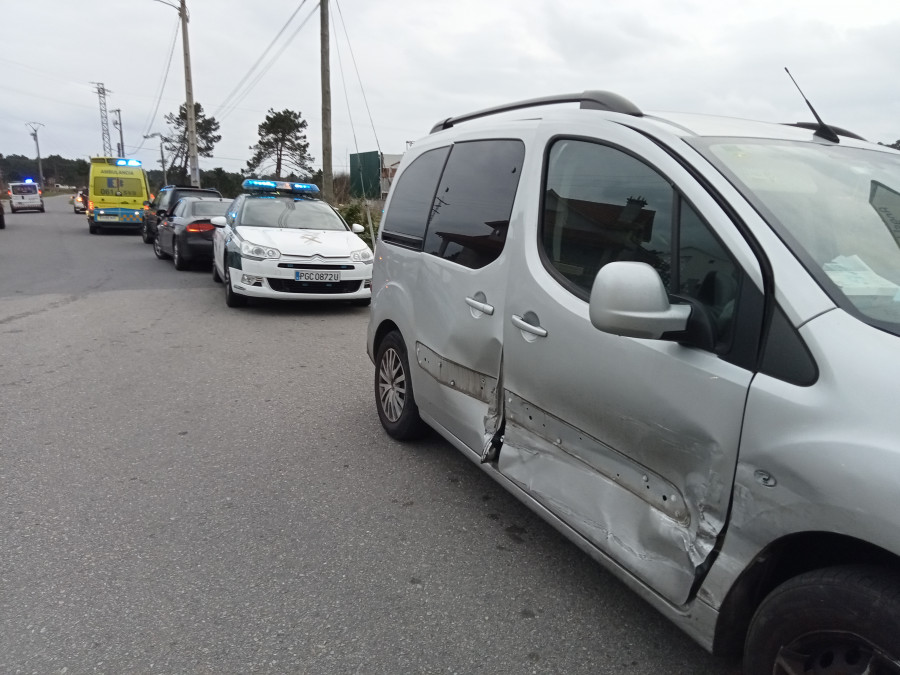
[115,159,142,167]
[242,179,320,194]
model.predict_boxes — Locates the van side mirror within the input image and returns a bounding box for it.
[589,262,690,339]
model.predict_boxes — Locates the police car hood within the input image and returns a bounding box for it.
[237,227,364,257]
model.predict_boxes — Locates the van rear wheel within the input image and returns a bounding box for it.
[743,565,900,675]
[375,331,427,440]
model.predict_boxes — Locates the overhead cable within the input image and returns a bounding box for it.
[213,0,311,120]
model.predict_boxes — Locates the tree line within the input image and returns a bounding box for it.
[1,103,326,199]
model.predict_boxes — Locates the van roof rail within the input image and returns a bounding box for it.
[429,90,643,134]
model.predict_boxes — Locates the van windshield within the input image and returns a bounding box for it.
[694,138,900,334]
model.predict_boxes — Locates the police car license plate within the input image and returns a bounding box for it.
[295,270,341,282]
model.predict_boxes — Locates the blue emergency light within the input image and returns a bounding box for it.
[24,178,34,183]
[115,159,142,167]
[242,179,320,194]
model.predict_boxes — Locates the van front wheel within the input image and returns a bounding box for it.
[375,331,427,440]
[743,565,900,675]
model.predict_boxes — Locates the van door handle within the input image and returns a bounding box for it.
[465,296,494,315]
[511,313,548,338]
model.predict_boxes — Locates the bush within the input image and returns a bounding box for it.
[338,200,381,248]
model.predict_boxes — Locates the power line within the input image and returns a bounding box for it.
[334,0,382,155]
[134,15,182,154]
[218,3,319,122]
[213,0,310,120]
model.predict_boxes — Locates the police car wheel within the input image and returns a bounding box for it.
[212,261,222,283]
[223,264,247,307]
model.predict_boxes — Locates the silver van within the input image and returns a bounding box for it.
[367,91,900,674]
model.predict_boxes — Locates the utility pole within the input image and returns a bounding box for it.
[144,133,168,186]
[111,108,125,157]
[320,0,333,203]
[92,82,113,156]
[25,122,45,186]
[180,0,200,187]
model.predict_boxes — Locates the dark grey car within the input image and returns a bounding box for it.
[153,197,230,270]
[142,185,222,244]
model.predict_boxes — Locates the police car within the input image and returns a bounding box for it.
[211,179,373,307]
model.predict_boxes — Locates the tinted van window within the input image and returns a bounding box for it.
[424,139,526,269]
[542,138,741,348]
[381,146,450,245]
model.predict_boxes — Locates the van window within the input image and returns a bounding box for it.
[541,138,741,346]
[381,146,450,245]
[423,139,525,269]
[12,184,39,195]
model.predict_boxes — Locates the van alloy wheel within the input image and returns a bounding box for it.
[374,331,427,440]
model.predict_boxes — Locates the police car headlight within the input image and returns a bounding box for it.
[351,247,373,263]
[240,240,281,260]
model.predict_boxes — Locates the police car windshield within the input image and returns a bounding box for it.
[695,138,900,332]
[238,196,346,231]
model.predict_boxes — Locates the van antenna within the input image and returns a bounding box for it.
[784,67,840,143]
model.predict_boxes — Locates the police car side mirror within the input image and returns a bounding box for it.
[211,216,226,228]
[589,261,690,339]
[351,223,364,234]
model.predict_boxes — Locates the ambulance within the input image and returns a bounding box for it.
[87,157,151,234]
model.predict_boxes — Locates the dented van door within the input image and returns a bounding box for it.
[497,127,761,606]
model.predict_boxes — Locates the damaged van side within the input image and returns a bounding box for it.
[367,91,900,674]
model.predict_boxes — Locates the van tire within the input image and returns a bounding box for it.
[375,331,428,440]
[743,565,900,675]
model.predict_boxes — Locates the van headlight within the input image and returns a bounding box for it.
[241,240,281,260]
[351,247,373,263]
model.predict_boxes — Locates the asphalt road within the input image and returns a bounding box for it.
[0,196,739,674]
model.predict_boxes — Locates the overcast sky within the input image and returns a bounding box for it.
[2,0,899,179]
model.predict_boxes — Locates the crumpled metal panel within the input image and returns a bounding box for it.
[505,391,688,524]
[416,341,497,404]
[499,415,712,606]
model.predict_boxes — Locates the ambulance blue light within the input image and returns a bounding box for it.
[115,159,142,167]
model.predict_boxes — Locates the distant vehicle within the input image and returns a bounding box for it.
[8,179,44,213]
[142,185,222,244]
[73,189,87,214]
[153,196,230,270]
[367,90,900,674]
[211,179,372,308]
[86,158,150,234]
